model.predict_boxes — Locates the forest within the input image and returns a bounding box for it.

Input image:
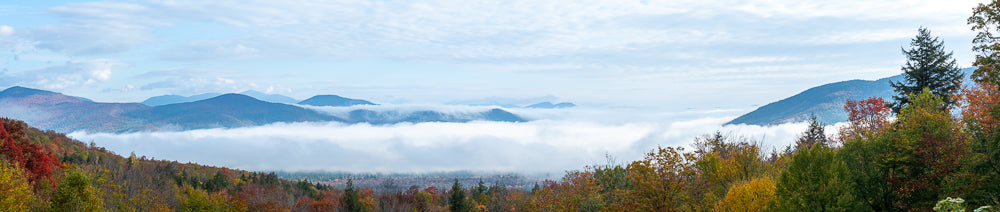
[7,1,1000,212]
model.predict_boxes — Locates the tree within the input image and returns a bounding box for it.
[342,178,366,212]
[839,97,892,143]
[0,160,35,212]
[890,27,963,113]
[716,177,776,212]
[887,89,969,210]
[777,145,865,211]
[627,146,696,211]
[969,0,1000,86]
[51,168,104,212]
[795,115,828,151]
[449,179,473,212]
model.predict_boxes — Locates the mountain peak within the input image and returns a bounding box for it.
[198,93,262,104]
[238,90,298,104]
[0,86,59,98]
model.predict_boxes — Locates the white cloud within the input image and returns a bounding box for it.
[66,107,830,174]
[0,59,126,89]
[0,25,13,36]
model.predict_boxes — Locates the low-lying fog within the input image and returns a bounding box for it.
[68,105,836,176]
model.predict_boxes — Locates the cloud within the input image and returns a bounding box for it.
[67,107,830,174]
[159,40,260,61]
[0,59,127,89]
[133,67,288,95]
[23,1,169,55]
[0,25,13,36]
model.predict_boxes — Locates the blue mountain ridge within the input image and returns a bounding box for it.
[0,86,526,133]
[727,67,975,125]
[299,95,376,107]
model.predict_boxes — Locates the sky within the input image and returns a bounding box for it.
[0,0,987,111]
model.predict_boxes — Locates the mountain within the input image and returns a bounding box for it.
[525,102,576,109]
[141,90,297,106]
[341,108,525,124]
[0,86,150,132]
[141,93,221,106]
[727,67,975,125]
[299,95,376,107]
[0,86,528,132]
[126,94,339,130]
[239,90,299,104]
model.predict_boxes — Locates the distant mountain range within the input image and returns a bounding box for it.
[727,67,975,125]
[299,95,376,107]
[0,86,526,133]
[525,102,576,109]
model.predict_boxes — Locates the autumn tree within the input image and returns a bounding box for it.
[889,89,969,209]
[970,0,1000,85]
[51,168,104,212]
[963,1,1000,206]
[626,146,696,211]
[687,132,771,211]
[715,177,776,212]
[839,97,892,143]
[890,27,963,113]
[0,159,35,211]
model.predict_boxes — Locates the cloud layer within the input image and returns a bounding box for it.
[68,108,833,175]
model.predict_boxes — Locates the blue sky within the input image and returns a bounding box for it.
[0,0,985,111]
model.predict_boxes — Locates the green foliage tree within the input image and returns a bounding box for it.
[889,89,969,210]
[890,27,963,113]
[449,179,473,212]
[842,89,969,211]
[777,145,865,211]
[51,168,104,212]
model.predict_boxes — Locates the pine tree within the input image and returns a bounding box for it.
[343,178,365,212]
[795,115,828,151]
[889,27,963,113]
[449,179,472,212]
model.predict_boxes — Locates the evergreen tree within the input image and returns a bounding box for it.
[794,115,828,151]
[343,178,365,212]
[449,179,472,212]
[890,27,963,113]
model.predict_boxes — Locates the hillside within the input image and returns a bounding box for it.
[0,118,339,211]
[0,86,150,132]
[727,67,974,125]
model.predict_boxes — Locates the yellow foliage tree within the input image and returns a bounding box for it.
[715,177,776,212]
[626,146,696,211]
[0,160,36,211]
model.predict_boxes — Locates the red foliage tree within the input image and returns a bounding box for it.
[0,118,59,187]
[839,97,892,143]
